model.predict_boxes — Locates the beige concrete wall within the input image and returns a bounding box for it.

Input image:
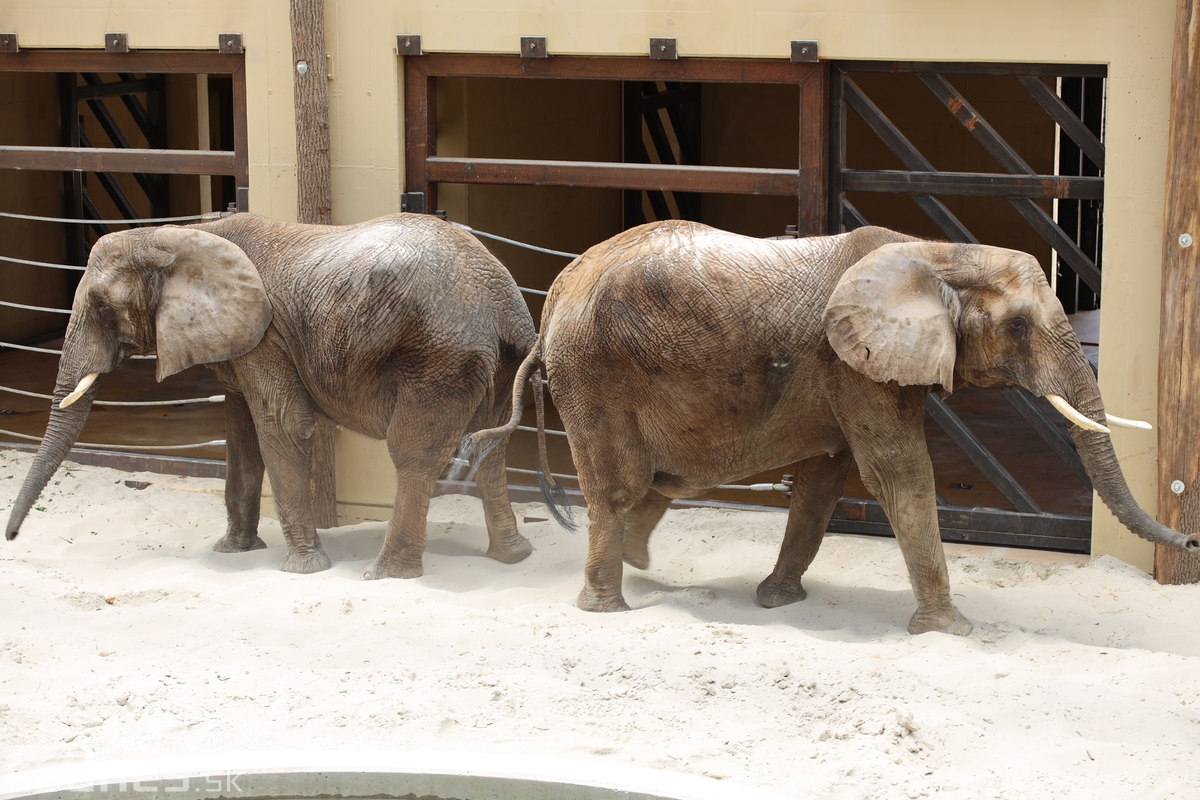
[1,0,1177,569]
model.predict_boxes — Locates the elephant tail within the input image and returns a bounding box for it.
[460,340,577,532]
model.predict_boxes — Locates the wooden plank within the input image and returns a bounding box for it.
[426,156,801,195]
[827,66,846,232]
[925,395,1043,514]
[797,62,827,234]
[0,145,236,175]
[414,53,818,84]
[1017,76,1105,171]
[837,60,1107,78]
[842,169,1103,199]
[1156,0,1200,584]
[232,62,250,191]
[403,59,434,202]
[0,49,242,74]
[291,0,332,224]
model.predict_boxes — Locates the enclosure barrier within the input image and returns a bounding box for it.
[0,212,793,496]
[0,751,791,800]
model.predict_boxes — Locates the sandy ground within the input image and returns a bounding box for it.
[1,448,1198,800]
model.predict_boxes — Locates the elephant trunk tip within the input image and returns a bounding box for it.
[5,517,22,541]
[1184,533,1200,552]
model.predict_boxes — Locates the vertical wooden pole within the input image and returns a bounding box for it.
[797,62,828,235]
[1155,0,1200,584]
[291,0,337,528]
[291,0,332,224]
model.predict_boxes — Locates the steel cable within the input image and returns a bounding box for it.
[0,427,225,451]
[0,210,231,225]
[0,385,224,407]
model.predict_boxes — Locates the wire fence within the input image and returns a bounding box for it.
[0,210,788,496]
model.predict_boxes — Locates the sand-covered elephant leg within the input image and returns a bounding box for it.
[757,449,854,608]
[365,385,485,580]
[622,489,672,570]
[831,371,970,636]
[574,424,652,612]
[212,391,267,553]
[239,360,330,574]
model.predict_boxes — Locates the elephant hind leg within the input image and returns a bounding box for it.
[468,375,533,565]
[366,388,484,580]
[622,489,672,570]
[573,422,653,613]
[757,449,853,608]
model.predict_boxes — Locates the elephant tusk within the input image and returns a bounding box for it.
[1045,394,1111,434]
[59,372,99,409]
[1105,413,1153,431]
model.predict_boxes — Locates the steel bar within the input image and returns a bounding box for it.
[925,394,1043,514]
[842,199,869,230]
[842,169,1103,200]
[1017,76,1105,170]
[837,61,1106,78]
[79,190,113,238]
[0,145,238,175]
[79,90,163,201]
[0,441,228,479]
[1000,388,1092,490]
[427,156,801,196]
[112,73,163,148]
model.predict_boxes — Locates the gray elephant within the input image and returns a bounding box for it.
[473,221,1198,635]
[6,213,538,579]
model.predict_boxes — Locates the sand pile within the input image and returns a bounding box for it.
[1,448,1198,799]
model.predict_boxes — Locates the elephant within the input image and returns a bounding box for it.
[470,221,1199,635]
[5,212,539,579]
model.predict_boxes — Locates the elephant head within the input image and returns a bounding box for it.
[824,240,1198,553]
[5,225,272,541]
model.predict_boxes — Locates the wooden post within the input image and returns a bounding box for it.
[1155,0,1200,583]
[291,0,332,224]
[291,0,337,528]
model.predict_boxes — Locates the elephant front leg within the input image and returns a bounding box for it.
[757,449,853,608]
[833,377,971,636]
[212,393,268,553]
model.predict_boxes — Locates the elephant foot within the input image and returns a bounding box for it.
[363,555,423,580]
[577,585,631,613]
[908,605,973,637]
[212,534,267,553]
[280,546,332,574]
[756,574,807,608]
[486,534,533,565]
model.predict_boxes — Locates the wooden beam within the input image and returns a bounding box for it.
[842,169,1104,200]
[0,145,236,174]
[426,156,802,196]
[414,53,818,84]
[1156,0,1200,584]
[291,0,332,224]
[797,62,827,234]
[0,49,242,74]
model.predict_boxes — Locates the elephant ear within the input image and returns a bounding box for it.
[152,226,272,381]
[823,242,960,392]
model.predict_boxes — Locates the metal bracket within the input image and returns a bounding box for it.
[0,33,17,54]
[649,38,677,60]
[236,187,250,213]
[400,192,426,214]
[105,33,129,53]
[397,34,422,56]
[790,40,818,63]
[218,33,243,54]
[521,36,548,58]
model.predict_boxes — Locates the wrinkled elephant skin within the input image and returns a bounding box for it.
[479,221,1198,635]
[6,213,538,579]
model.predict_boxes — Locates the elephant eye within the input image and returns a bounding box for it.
[1009,316,1028,336]
[94,302,113,322]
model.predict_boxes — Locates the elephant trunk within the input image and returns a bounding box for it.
[5,348,99,541]
[1054,351,1200,553]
